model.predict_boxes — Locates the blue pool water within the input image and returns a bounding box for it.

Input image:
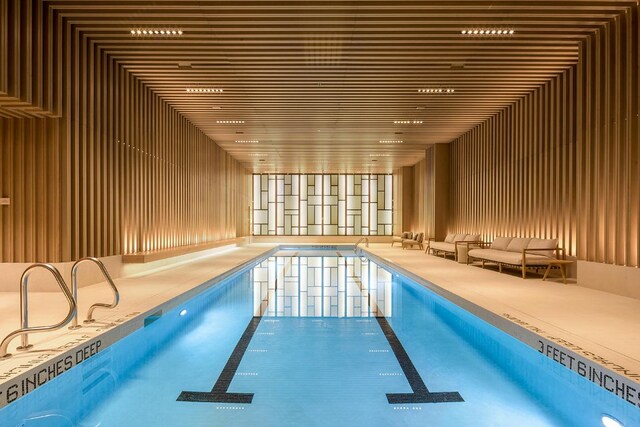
[1,250,639,426]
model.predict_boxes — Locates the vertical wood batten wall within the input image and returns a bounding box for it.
[449,68,577,255]
[447,4,639,268]
[70,38,248,259]
[576,9,640,267]
[0,1,250,263]
[0,117,68,262]
[0,0,61,117]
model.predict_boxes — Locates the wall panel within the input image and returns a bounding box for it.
[449,70,577,256]
[0,117,68,262]
[447,4,639,268]
[0,1,250,262]
[576,9,640,267]
[0,0,60,118]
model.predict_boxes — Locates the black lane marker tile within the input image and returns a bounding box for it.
[375,317,464,404]
[177,316,263,404]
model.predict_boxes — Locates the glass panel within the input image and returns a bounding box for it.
[251,174,393,236]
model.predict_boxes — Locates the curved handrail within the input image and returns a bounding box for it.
[355,237,370,262]
[71,257,120,326]
[0,264,77,358]
[355,237,369,250]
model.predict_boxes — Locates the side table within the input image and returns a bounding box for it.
[542,259,574,284]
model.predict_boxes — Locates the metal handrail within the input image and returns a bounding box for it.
[355,237,369,250]
[355,237,370,262]
[0,264,77,358]
[70,257,120,327]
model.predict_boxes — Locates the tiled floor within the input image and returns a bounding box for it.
[1,242,639,390]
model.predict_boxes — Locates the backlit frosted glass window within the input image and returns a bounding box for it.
[252,174,393,236]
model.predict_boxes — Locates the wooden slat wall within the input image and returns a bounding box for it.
[448,3,639,267]
[0,117,68,262]
[0,0,250,263]
[410,157,427,236]
[449,69,577,256]
[0,0,60,118]
[576,7,640,267]
[68,45,249,259]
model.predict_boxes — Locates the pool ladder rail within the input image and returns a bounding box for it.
[355,237,369,262]
[0,264,76,359]
[0,258,120,359]
[69,257,120,329]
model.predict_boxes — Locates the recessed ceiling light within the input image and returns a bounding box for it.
[370,154,391,157]
[217,120,244,124]
[248,153,267,157]
[462,28,515,36]
[418,88,455,94]
[186,88,223,93]
[379,140,404,144]
[130,29,184,37]
[236,140,259,144]
[393,120,422,124]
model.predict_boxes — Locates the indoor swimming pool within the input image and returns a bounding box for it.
[0,249,638,427]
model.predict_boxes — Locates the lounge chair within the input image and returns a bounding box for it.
[391,231,413,247]
[467,237,564,279]
[426,233,482,261]
[402,232,425,250]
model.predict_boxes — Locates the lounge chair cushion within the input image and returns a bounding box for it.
[464,234,480,241]
[468,248,552,266]
[506,237,532,253]
[452,233,467,243]
[444,233,456,243]
[430,241,456,253]
[491,237,513,251]
[402,231,413,239]
[527,238,558,257]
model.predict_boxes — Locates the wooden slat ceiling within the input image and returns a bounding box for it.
[48,0,635,173]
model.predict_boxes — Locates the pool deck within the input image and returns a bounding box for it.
[1,242,640,409]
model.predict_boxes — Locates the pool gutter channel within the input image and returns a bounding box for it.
[361,247,640,410]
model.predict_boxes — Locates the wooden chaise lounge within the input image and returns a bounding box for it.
[402,232,425,250]
[391,231,413,247]
[426,233,482,261]
[467,237,564,279]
